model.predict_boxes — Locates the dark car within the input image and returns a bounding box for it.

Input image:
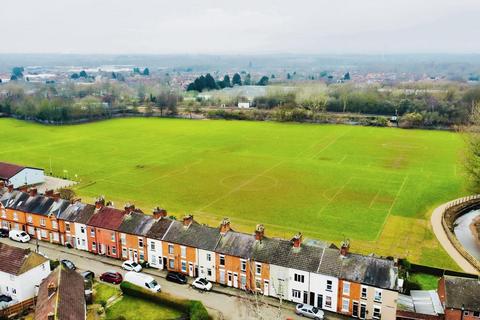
[60,259,76,270]
[81,270,95,281]
[0,295,12,303]
[100,271,123,284]
[166,271,187,284]
[0,228,8,238]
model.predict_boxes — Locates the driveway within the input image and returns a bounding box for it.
[0,238,347,320]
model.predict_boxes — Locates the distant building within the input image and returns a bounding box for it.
[0,243,50,305]
[0,162,45,188]
[238,102,250,109]
[438,275,480,320]
[35,266,86,320]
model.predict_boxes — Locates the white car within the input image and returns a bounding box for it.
[122,260,142,272]
[9,230,30,243]
[192,277,212,291]
[295,304,324,319]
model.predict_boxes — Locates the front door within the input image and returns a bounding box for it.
[303,291,308,304]
[263,280,269,295]
[227,272,233,286]
[352,301,359,317]
[360,303,366,319]
[163,257,167,269]
[317,294,323,309]
[133,250,138,262]
[220,270,225,284]
[233,273,238,288]
[188,263,194,277]
[129,249,133,260]
[36,229,41,239]
[310,292,315,306]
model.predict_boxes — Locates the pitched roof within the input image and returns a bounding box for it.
[0,190,29,209]
[0,242,48,275]
[87,206,126,230]
[162,220,221,251]
[118,212,155,236]
[57,202,96,224]
[269,239,327,273]
[444,275,480,311]
[35,266,86,320]
[145,218,174,240]
[0,162,25,180]
[215,230,256,258]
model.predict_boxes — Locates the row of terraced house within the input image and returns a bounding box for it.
[0,182,399,320]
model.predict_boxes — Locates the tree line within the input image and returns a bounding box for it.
[186,73,269,92]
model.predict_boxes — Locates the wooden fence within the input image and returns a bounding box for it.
[0,297,35,318]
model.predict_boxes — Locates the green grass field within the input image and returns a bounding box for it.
[0,118,466,269]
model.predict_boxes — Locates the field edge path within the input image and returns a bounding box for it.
[430,197,479,274]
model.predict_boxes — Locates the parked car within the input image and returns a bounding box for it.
[0,228,8,238]
[0,295,12,303]
[295,304,324,319]
[100,271,123,284]
[166,271,187,284]
[60,259,76,270]
[192,277,212,291]
[81,270,95,281]
[9,230,30,243]
[122,260,142,272]
[124,272,161,292]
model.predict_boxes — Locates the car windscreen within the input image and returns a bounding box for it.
[20,232,27,236]
[147,280,158,288]
[312,307,318,313]
[131,262,138,267]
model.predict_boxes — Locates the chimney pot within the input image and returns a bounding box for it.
[153,207,167,219]
[220,218,231,235]
[45,189,54,197]
[29,188,38,197]
[0,181,5,188]
[291,232,303,248]
[95,196,105,209]
[19,185,28,193]
[183,214,193,228]
[255,224,265,241]
[340,239,350,257]
[7,184,14,192]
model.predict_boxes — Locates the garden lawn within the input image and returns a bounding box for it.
[106,296,183,320]
[93,283,120,305]
[0,118,466,268]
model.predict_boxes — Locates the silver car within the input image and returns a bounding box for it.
[295,304,324,319]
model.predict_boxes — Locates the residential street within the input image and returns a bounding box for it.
[0,238,348,320]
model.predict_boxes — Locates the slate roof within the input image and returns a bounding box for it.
[35,266,86,320]
[87,206,126,230]
[58,202,96,224]
[11,194,70,218]
[338,253,398,290]
[443,275,480,311]
[162,220,221,251]
[0,243,48,275]
[118,212,155,236]
[145,218,174,240]
[0,190,29,209]
[269,239,327,273]
[215,230,256,258]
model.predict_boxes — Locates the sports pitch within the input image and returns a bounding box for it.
[0,118,466,269]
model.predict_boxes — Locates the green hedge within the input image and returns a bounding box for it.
[120,282,210,320]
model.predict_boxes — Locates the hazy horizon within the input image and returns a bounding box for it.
[2,0,480,55]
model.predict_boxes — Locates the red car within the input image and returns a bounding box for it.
[100,271,123,284]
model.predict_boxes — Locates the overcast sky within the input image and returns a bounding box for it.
[2,0,479,54]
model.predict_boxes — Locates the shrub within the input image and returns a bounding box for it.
[50,259,60,270]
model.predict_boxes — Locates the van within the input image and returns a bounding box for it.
[123,272,161,292]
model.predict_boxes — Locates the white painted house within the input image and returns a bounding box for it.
[57,201,96,251]
[197,248,216,282]
[0,243,50,304]
[145,213,174,270]
[0,162,45,188]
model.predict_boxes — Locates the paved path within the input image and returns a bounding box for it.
[430,198,479,274]
[0,238,347,320]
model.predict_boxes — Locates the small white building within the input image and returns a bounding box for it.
[0,162,45,188]
[0,243,50,304]
[238,102,250,109]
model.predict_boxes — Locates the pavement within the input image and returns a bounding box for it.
[36,176,77,193]
[430,198,479,274]
[0,238,348,320]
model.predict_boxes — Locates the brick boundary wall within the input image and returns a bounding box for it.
[441,195,480,272]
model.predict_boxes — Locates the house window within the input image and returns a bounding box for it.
[255,263,261,275]
[90,228,95,237]
[150,241,155,250]
[294,274,305,283]
[343,282,350,295]
[374,289,382,302]
[168,244,174,254]
[219,255,225,266]
[27,215,33,223]
[240,260,246,272]
[207,269,212,277]
[373,306,381,319]
[65,223,70,232]
[169,259,175,269]
[473,311,480,317]
[207,253,211,262]
[464,311,470,316]
[325,296,332,308]
[52,220,58,229]
[342,298,350,312]
[112,246,116,255]
[120,234,126,245]
[41,229,47,238]
[181,246,186,258]
[241,274,247,289]
[80,226,85,234]
[92,242,96,250]
[361,286,368,299]
[40,218,46,227]
[140,253,145,261]
[138,238,144,248]
[292,289,301,299]
[13,212,18,221]
[111,232,115,242]
[326,280,333,291]
[122,248,127,258]
[181,260,187,272]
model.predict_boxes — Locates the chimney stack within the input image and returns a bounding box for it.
[19,184,28,193]
[53,192,61,201]
[0,181,5,189]
[45,189,54,197]
[47,282,57,298]
[153,207,168,220]
[255,224,265,241]
[340,239,350,257]
[124,203,135,214]
[291,232,303,249]
[182,214,193,228]
[29,188,38,197]
[95,196,105,210]
[7,184,14,193]
[220,218,231,235]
